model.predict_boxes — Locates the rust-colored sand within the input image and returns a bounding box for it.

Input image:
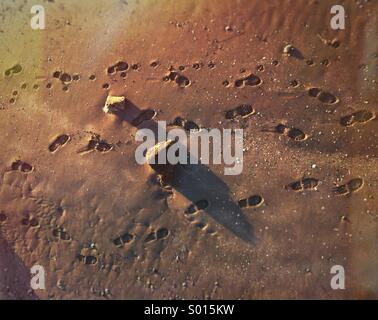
[0,0,377,299]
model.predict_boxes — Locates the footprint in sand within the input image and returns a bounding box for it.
[287,178,319,192]
[225,104,255,120]
[183,200,217,235]
[184,214,217,235]
[340,110,376,127]
[163,70,191,88]
[53,71,74,85]
[287,127,308,141]
[112,232,135,247]
[176,75,191,88]
[79,247,99,265]
[307,87,339,104]
[262,124,308,141]
[234,74,262,88]
[238,195,264,208]
[52,227,72,241]
[194,221,207,230]
[80,255,98,265]
[190,218,217,235]
[333,178,364,196]
[10,160,34,173]
[21,215,39,228]
[144,227,170,243]
[48,134,70,153]
[172,116,200,131]
[4,64,22,77]
[107,61,129,75]
[79,134,113,154]
[184,199,210,215]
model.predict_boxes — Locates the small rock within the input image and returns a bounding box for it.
[283,44,296,54]
[103,95,126,114]
[145,139,175,165]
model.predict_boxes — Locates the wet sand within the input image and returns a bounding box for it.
[0,0,377,299]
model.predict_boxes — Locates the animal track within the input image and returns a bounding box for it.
[307,87,339,104]
[131,109,157,126]
[287,178,319,191]
[10,160,34,173]
[5,64,22,77]
[112,232,134,247]
[225,104,255,120]
[48,134,70,153]
[234,74,262,88]
[238,195,264,208]
[52,227,71,241]
[340,110,376,127]
[333,178,364,196]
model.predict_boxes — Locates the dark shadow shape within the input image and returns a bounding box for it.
[110,99,255,244]
[0,235,39,300]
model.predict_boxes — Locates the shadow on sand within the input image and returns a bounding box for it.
[109,98,255,244]
[0,235,38,300]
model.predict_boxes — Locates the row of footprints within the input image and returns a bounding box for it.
[181,177,364,222]
[78,228,171,266]
[112,227,170,248]
[0,211,40,228]
[287,177,364,196]
[184,200,217,235]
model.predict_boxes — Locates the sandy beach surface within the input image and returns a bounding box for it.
[0,0,377,299]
